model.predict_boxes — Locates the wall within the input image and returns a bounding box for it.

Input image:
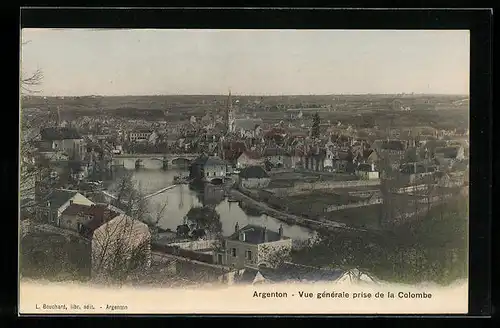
[240,177,271,189]
[324,197,382,213]
[269,179,381,197]
[167,239,217,251]
[152,244,215,264]
[204,164,227,179]
[224,239,259,269]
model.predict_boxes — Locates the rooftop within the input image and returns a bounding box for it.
[40,189,78,209]
[227,224,288,244]
[234,118,263,131]
[239,166,269,179]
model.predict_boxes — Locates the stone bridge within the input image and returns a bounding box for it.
[112,153,200,167]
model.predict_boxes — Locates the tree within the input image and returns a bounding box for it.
[258,244,292,268]
[87,172,169,284]
[91,213,152,284]
[184,206,222,239]
[20,40,51,207]
[21,41,44,95]
[311,113,321,139]
[111,171,135,205]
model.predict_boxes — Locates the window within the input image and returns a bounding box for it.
[245,250,252,261]
[231,248,237,257]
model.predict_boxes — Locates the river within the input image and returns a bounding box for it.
[114,158,315,241]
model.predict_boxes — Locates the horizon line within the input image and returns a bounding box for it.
[24,93,470,98]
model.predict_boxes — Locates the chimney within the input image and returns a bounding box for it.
[278,224,283,239]
[262,227,268,242]
[69,200,73,205]
[235,222,239,233]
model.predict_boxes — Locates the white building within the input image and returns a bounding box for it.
[129,129,153,142]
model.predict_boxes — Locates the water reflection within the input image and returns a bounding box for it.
[126,168,314,241]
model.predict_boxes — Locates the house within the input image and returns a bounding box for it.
[60,203,121,234]
[129,129,152,142]
[353,148,379,166]
[189,155,228,184]
[434,146,465,167]
[322,147,336,170]
[35,189,94,226]
[283,149,305,169]
[214,223,292,269]
[91,214,152,277]
[303,146,327,171]
[233,118,264,139]
[333,150,354,173]
[221,141,247,166]
[238,166,270,189]
[355,163,380,180]
[39,127,85,160]
[236,151,263,169]
[263,147,286,167]
[398,163,437,185]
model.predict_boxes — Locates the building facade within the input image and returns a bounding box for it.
[36,189,94,227]
[129,129,153,142]
[214,224,293,269]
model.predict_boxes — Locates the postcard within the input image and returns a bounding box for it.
[19,26,470,315]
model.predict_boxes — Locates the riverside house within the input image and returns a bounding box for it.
[214,223,292,269]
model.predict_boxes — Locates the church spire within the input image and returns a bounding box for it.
[226,88,234,133]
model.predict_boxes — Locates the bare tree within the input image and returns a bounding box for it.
[21,41,44,95]
[90,174,168,283]
[20,40,51,209]
[91,213,152,284]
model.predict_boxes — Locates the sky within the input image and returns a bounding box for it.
[20,29,470,96]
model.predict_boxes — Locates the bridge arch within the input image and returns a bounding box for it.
[171,157,192,166]
[210,178,224,185]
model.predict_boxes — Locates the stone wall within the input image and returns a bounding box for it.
[167,239,217,251]
[324,197,382,212]
[270,179,381,197]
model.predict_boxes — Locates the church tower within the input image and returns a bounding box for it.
[225,89,235,133]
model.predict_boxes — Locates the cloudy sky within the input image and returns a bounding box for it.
[21,29,470,96]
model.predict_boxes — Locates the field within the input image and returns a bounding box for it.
[21,94,469,130]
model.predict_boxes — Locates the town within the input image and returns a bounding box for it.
[19,91,469,287]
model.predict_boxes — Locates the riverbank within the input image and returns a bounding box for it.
[229,188,362,232]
